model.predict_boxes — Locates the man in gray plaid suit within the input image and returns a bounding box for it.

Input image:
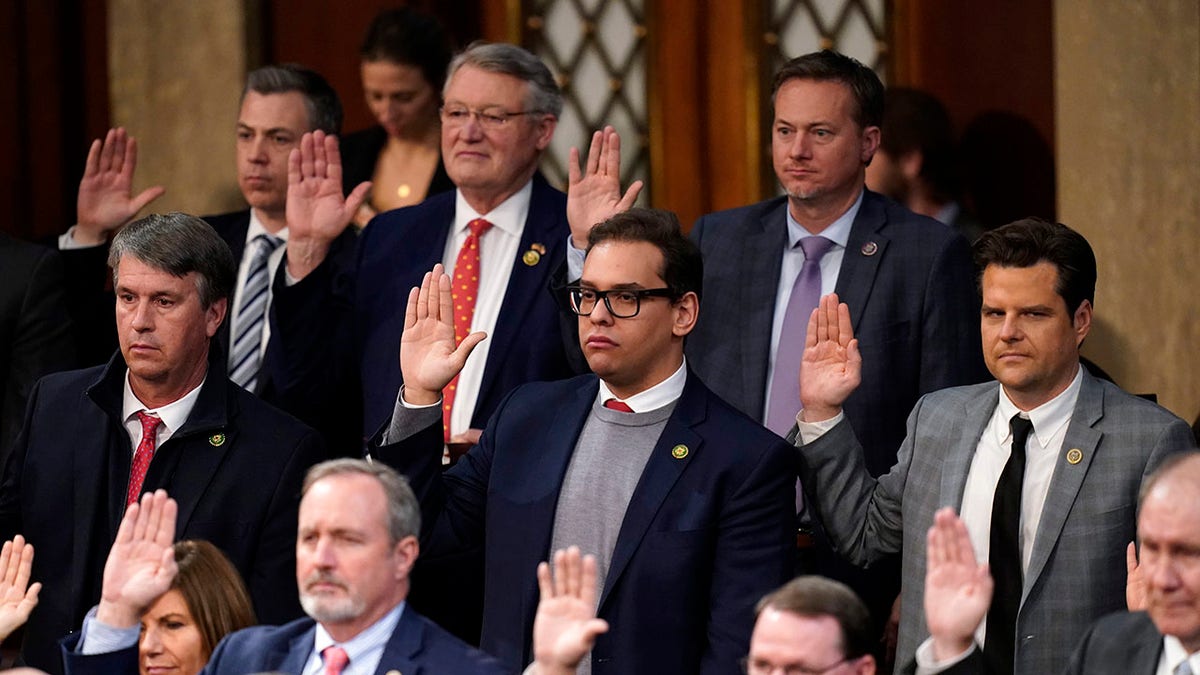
[791,218,1194,674]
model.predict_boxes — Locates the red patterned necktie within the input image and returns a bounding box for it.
[321,645,349,675]
[443,218,494,442]
[604,398,634,413]
[127,412,163,507]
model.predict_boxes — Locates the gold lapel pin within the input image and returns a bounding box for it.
[1066,448,1083,465]
[209,433,226,447]
[522,249,541,266]
[860,241,878,256]
[671,444,689,459]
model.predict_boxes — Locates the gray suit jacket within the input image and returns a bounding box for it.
[795,370,1193,674]
[690,190,987,475]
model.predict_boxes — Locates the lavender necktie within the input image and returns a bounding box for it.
[765,235,836,436]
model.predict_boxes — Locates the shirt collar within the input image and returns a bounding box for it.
[1162,634,1200,673]
[121,370,206,434]
[596,359,687,413]
[311,602,405,663]
[247,209,289,243]
[995,365,1083,449]
[785,189,863,248]
[453,180,533,238]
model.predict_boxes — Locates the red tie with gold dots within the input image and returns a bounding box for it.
[127,412,162,507]
[443,218,493,442]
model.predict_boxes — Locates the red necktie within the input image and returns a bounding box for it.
[322,645,349,675]
[604,399,634,413]
[443,218,493,442]
[127,412,163,507]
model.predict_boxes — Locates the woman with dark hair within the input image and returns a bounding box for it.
[342,6,455,227]
[20,491,259,674]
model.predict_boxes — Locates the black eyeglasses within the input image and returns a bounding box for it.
[739,656,851,675]
[566,285,675,318]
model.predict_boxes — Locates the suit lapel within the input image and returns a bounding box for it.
[940,386,1000,509]
[740,202,788,416]
[1024,371,1103,598]
[598,377,705,611]
[375,608,424,674]
[475,175,566,412]
[835,191,891,331]
[74,363,127,608]
[278,624,317,673]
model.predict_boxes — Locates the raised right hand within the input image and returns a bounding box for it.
[0,535,41,643]
[75,128,165,245]
[532,547,609,674]
[96,490,178,629]
[285,130,371,280]
[399,264,487,405]
[798,293,862,421]
[925,507,992,661]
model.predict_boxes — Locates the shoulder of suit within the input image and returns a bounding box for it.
[218,616,315,650]
[225,380,319,439]
[696,196,789,226]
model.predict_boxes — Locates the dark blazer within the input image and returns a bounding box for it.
[795,370,1194,674]
[0,350,325,673]
[372,371,796,674]
[271,173,582,443]
[60,606,510,675]
[689,189,988,476]
[340,125,455,201]
[0,235,75,464]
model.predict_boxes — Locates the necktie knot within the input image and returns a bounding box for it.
[136,411,163,436]
[322,645,349,675]
[468,218,493,238]
[252,233,283,259]
[798,235,835,261]
[604,398,634,413]
[1009,414,1034,455]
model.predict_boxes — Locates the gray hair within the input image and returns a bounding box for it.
[302,459,421,543]
[243,63,343,135]
[444,42,563,117]
[108,212,236,309]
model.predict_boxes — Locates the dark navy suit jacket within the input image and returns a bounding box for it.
[270,173,583,445]
[689,189,988,477]
[60,605,510,675]
[372,371,796,674]
[0,350,325,673]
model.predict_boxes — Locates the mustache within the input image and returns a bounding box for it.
[301,570,348,591]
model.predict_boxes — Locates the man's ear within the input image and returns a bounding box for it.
[206,297,228,337]
[860,125,881,165]
[393,535,420,580]
[671,292,699,338]
[534,114,558,152]
[1073,298,1093,347]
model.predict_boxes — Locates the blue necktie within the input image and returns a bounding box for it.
[229,234,283,392]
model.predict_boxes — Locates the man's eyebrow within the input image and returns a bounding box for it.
[576,281,647,290]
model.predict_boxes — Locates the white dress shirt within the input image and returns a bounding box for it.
[228,210,289,364]
[1160,635,1200,675]
[596,359,687,412]
[120,371,205,452]
[443,181,531,436]
[302,603,405,675]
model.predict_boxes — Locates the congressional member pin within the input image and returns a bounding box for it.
[209,433,226,447]
[1066,448,1083,465]
[386,670,402,675]
[523,249,541,266]
[860,241,878,256]
[671,444,688,459]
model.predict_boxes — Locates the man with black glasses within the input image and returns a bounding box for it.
[372,208,796,674]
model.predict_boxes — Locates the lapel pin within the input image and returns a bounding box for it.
[860,241,878,256]
[209,433,226,447]
[1066,448,1083,465]
[386,670,402,675]
[531,242,546,254]
[522,249,541,266]
[671,444,689,459]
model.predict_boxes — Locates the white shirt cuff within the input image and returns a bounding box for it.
[913,636,976,674]
[59,226,103,250]
[795,410,844,445]
[78,605,140,655]
[566,234,585,282]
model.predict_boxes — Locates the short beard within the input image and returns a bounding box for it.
[299,572,365,624]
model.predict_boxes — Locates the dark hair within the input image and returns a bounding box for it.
[755,576,873,660]
[303,459,421,544]
[973,218,1097,314]
[586,208,702,301]
[244,64,343,135]
[170,540,256,659]
[360,7,454,94]
[771,50,884,129]
[880,87,958,201]
[445,42,563,117]
[108,212,236,309]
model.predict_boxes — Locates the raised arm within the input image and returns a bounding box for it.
[798,293,862,422]
[95,490,179,630]
[565,126,643,249]
[531,547,609,675]
[74,127,166,245]
[398,263,488,405]
[0,535,41,643]
[924,508,991,662]
[285,130,372,280]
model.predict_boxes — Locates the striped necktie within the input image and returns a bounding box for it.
[229,233,283,392]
